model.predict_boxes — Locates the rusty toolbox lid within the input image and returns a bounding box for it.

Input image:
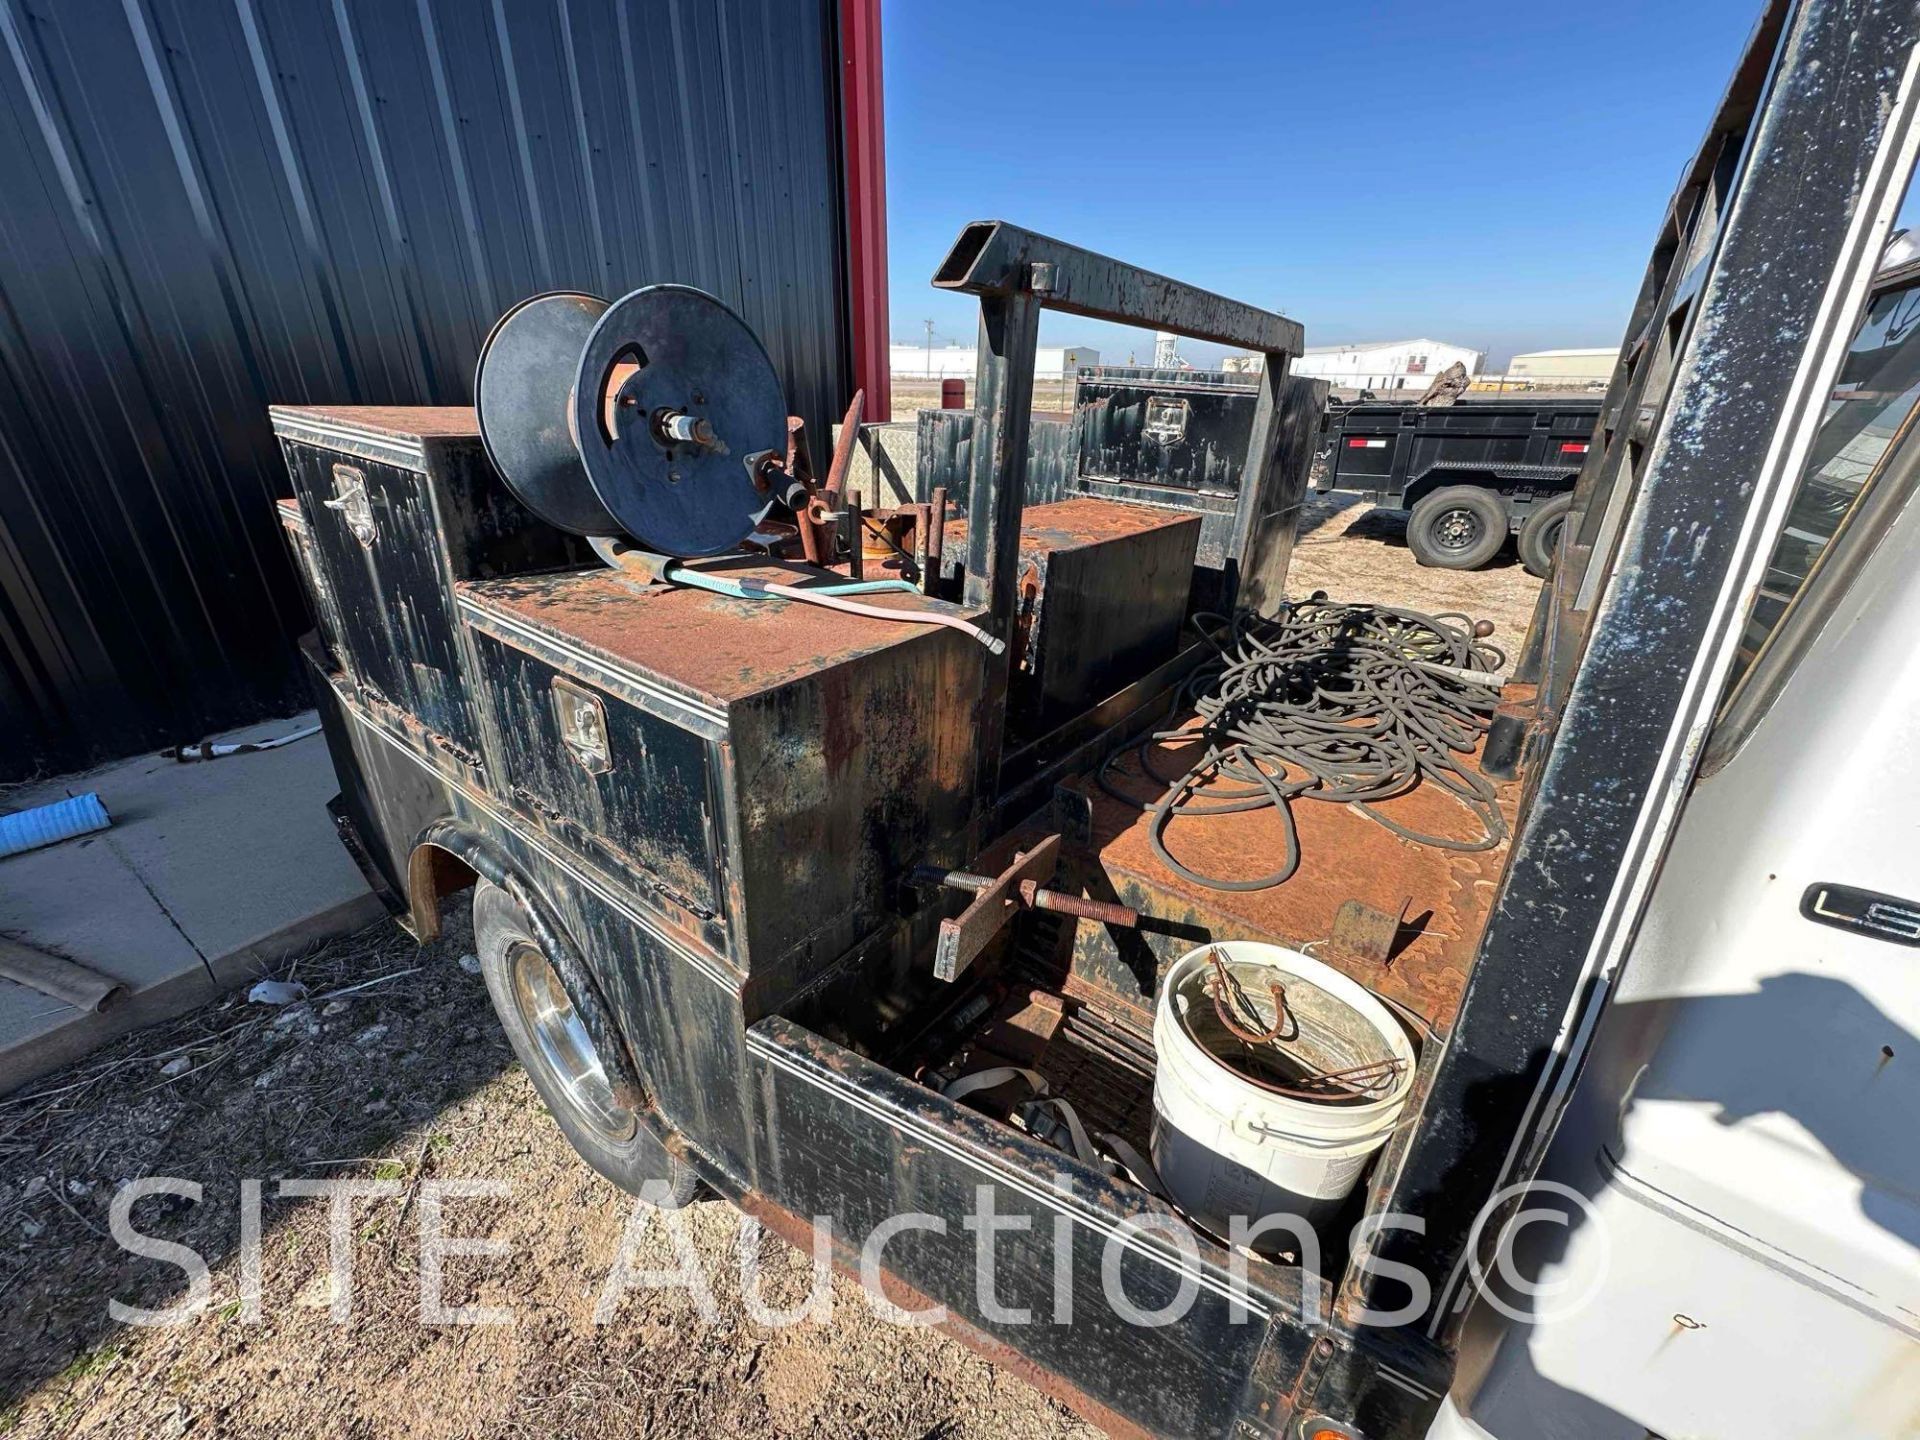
[942,494,1201,559]
[456,565,988,711]
[269,406,481,470]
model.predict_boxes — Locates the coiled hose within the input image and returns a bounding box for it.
[1099,599,1507,892]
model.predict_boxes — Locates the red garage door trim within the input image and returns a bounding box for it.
[839,0,891,421]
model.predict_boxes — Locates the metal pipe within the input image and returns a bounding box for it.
[911,864,1138,927]
[912,502,930,591]
[824,388,866,508]
[922,487,948,595]
[927,485,947,571]
[796,504,824,564]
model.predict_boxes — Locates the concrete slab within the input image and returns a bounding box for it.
[0,711,384,1093]
[0,838,212,1072]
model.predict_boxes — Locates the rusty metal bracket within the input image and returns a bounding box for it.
[1326,896,1411,970]
[917,833,1139,982]
[929,835,1060,983]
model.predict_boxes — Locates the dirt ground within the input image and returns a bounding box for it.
[1288,495,1544,652]
[0,915,1096,1440]
[0,517,1539,1440]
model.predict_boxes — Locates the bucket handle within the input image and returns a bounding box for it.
[1231,1107,1396,1149]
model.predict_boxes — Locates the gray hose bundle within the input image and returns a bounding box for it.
[1100,600,1508,892]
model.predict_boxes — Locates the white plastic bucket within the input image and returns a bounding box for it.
[1151,941,1416,1245]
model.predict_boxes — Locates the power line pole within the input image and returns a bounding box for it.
[925,317,935,377]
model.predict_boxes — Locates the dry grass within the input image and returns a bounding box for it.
[886,376,1080,417]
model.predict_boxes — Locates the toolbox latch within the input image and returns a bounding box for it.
[323,463,376,547]
[552,677,614,775]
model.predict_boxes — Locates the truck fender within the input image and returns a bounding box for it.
[407,819,649,1117]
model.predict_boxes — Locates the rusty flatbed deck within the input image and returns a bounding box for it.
[1061,720,1522,1038]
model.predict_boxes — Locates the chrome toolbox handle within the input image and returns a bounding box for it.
[323,463,375,547]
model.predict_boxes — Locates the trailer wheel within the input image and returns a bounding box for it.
[472,880,698,1205]
[1407,486,1509,569]
[1518,492,1574,578]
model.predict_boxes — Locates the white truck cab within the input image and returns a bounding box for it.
[1433,7,1920,1434]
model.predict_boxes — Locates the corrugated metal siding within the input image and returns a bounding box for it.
[0,0,849,781]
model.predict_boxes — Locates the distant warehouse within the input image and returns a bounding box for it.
[889,343,1099,379]
[1230,339,1485,391]
[1506,347,1616,386]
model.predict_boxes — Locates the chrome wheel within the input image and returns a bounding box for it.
[507,940,636,1141]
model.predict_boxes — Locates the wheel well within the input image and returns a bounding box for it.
[406,840,480,942]
[1403,473,1503,510]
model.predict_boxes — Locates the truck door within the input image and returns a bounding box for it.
[1443,260,1920,1440]
[1354,3,1920,1435]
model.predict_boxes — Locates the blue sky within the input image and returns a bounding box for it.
[882,0,1768,368]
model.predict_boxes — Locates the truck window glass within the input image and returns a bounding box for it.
[1725,272,1920,692]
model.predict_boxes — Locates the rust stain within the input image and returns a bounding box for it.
[271,403,480,439]
[819,665,859,777]
[945,495,1201,559]
[459,565,985,708]
[1068,722,1523,1035]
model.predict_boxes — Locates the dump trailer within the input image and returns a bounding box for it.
[274,3,1919,1435]
[1314,396,1603,574]
[1066,377,1602,577]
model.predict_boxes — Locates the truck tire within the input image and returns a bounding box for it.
[1518,492,1575,578]
[472,880,699,1205]
[1407,486,1509,570]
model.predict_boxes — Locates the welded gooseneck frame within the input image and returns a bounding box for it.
[929,221,1304,796]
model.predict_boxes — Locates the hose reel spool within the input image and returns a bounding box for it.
[474,285,787,557]
[475,285,1002,652]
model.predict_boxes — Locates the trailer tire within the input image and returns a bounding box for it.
[1407,486,1509,570]
[1518,492,1574,578]
[472,881,698,1206]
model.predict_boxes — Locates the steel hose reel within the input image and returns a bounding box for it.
[475,285,1003,652]
[474,284,787,556]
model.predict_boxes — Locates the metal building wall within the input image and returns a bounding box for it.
[0,0,850,781]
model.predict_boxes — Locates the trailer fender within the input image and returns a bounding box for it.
[1402,471,1501,512]
[1402,471,1576,520]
